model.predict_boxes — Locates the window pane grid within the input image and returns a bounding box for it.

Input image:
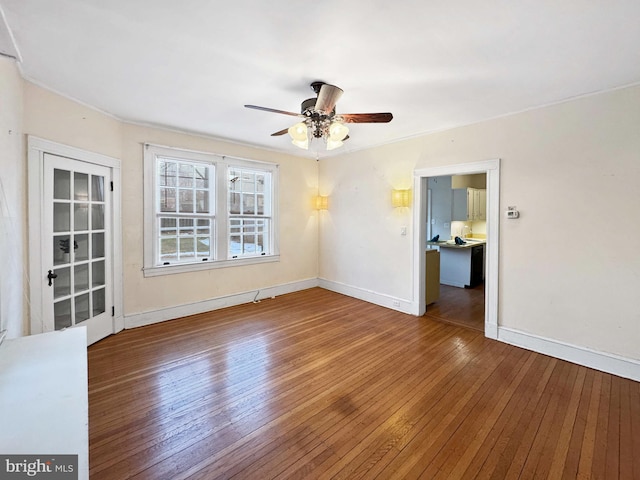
[158,216,213,264]
[156,156,214,266]
[53,168,107,329]
[228,167,271,259]
[148,147,276,270]
[229,217,269,257]
[158,158,212,215]
[229,168,269,217]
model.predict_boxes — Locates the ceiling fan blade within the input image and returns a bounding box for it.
[244,104,301,117]
[314,84,344,114]
[340,112,393,123]
[270,128,290,136]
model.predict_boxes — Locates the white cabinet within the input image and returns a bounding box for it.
[476,188,486,221]
[440,244,485,288]
[452,188,468,221]
[452,188,486,221]
[0,328,89,479]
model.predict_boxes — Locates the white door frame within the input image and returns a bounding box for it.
[28,136,123,338]
[412,159,500,339]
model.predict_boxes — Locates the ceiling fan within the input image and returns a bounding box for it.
[244,81,393,151]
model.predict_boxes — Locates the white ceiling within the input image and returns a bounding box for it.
[1,1,639,158]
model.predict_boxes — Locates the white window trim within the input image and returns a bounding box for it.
[143,144,279,277]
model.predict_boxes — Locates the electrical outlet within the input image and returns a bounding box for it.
[392,300,400,307]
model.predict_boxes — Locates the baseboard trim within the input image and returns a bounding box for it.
[123,278,639,382]
[498,327,640,382]
[318,278,417,315]
[124,278,319,329]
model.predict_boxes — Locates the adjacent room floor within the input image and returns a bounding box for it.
[424,282,485,332]
[88,288,639,479]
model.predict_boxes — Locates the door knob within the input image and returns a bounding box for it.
[47,270,58,287]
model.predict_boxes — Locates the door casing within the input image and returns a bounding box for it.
[412,159,500,339]
[28,136,123,341]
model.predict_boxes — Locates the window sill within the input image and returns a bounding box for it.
[143,254,280,277]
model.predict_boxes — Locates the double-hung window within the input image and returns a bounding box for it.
[228,166,272,258]
[143,144,278,276]
[157,156,214,265]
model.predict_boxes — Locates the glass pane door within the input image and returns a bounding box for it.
[52,168,107,330]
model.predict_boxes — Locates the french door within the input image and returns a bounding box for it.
[42,153,114,344]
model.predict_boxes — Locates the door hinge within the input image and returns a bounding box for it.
[110,181,114,191]
[112,306,115,316]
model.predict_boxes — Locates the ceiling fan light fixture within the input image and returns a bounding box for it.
[288,122,307,141]
[245,81,393,153]
[288,122,309,149]
[328,121,349,141]
[291,137,309,149]
[326,138,344,151]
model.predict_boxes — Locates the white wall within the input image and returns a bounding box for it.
[0,56,25,338]
[319,85,640,362]
[10,68,640,371]
[120,124,319,315]
[318,143,416,302]
[22,82,319,320]
[23,82,123,159]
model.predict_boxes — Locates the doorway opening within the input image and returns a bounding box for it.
[412,159,500,339]
[425,173,486,331]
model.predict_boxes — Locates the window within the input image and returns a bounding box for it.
[228,167,272,258]
[143,145,278,276]
[157,157,214,264]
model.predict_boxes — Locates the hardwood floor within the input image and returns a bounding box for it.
[424,283,485,332]
[88,288,640,479]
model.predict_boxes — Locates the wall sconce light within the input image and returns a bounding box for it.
[391,189,411,208]
[314,195,329,210]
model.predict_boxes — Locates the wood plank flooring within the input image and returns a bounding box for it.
[88,288,640,479]
[425,283,485,332]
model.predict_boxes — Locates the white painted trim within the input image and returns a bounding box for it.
[412,176,427,316]
[484,160,500,340]
[27,141,46,335]
[142,144,280,276]
[111,165,124,335]
[27,136,123,341]
[143,255,281,277]
[318,278,416,315]
[318,270,638,381]
[412,159,500,339]
[124,278,319,329]
[28,137,120,169]
[0,4,22,61]
[498,327,640,382]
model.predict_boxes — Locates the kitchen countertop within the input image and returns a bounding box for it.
[427,239,486,249]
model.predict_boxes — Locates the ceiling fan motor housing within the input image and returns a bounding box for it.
[300,97,337,138]
[301,98,317,113]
